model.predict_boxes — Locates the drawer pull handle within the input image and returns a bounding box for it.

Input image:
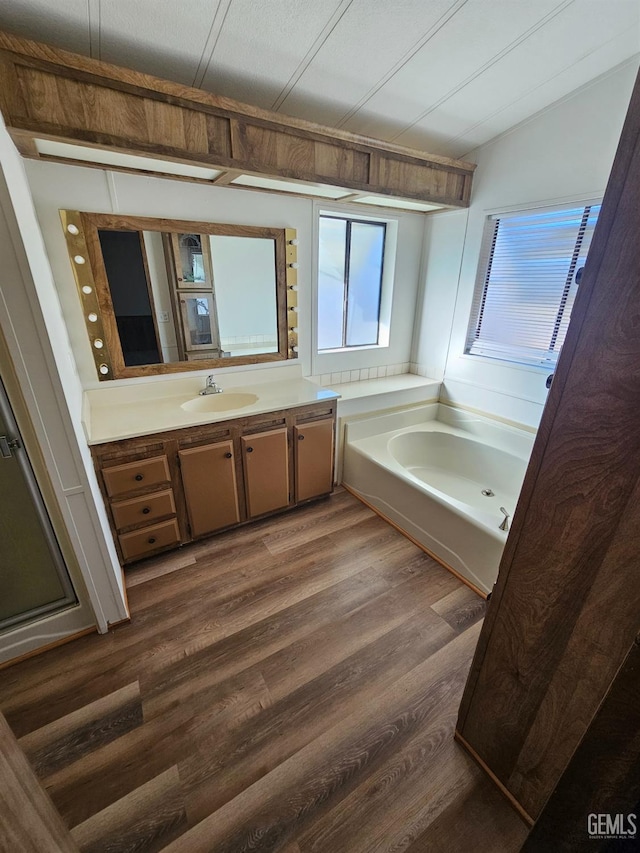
[142,507,151,514]
[298,434,305,440]
[148,537,156,544]
[225,452,232,458]
[246,447,253,453]
[135,474,144,481]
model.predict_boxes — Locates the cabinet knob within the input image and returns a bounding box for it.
[135,474,144,481]
[148,537,156,544]
[142,507,151,514]
[225,452,232,458]
[246,446,253,453]
[298,434,305,440]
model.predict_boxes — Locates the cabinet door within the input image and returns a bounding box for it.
[294,419,334,502]
[242,428,289,518]
[179,440,240,537]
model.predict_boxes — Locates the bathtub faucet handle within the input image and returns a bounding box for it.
[499,507,510,532]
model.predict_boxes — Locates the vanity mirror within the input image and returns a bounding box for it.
[60,211,298,380]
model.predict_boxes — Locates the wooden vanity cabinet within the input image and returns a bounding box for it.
[91,401,336,563]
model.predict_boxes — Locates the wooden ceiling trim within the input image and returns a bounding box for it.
[0,30,475,208]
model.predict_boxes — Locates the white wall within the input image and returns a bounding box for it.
[26,163,426,391]
[414,58,639,427]
[0,119,128,648]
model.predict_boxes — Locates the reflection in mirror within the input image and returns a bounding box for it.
[179,292,219,354]
[61,211,295,379]
[98,230,162,366]
[176,233,208,286]
[210,236,278,357]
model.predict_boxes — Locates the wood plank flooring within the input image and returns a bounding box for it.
[0,489,529,852]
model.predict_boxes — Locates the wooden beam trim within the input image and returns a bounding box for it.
[6,51,473,179]
[0,31,476,173]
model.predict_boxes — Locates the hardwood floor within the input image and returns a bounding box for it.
[0,489,529,852]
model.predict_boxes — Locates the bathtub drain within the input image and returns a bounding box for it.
[481,488,495,497]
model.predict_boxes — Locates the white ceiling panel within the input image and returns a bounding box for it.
[98,0,221,85]
[201,0,345,110]
[273,0,460,128]
[0,0,637,162]
[397,1,640,154]
[339,0,572,140]
[426,42,640,158]
[0,0,91,55]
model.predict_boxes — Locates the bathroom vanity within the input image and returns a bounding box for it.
[87,377,337,564]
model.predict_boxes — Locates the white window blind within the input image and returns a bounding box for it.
[466,203,601,366]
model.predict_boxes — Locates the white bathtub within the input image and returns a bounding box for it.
[342,404,535,595]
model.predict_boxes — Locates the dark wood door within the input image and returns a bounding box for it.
[0,712,79,852]
[522,637,640,851]
[456,68,640,822]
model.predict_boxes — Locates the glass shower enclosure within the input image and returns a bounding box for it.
[0,378,77,633]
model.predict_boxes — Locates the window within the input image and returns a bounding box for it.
[317,215,386,350]
[466,202,601,367]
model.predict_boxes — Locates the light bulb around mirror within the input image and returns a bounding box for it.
[288,262,299,269]
[74,255,86,265]
[67,224,80,235]
[82,285,92,294]
[288,238,299,245]
[93,339,104,349]
[99,364,109,374]
[88,312,98,322]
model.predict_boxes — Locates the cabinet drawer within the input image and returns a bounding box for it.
[102,455,171,498]
[111,488,176,531]
[118,518,180,561]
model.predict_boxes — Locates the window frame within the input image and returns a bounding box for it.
[317,214,387,351]
[312,204,398,370]
[465,199,601,369]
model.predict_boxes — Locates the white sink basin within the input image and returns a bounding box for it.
[181,392,258,414]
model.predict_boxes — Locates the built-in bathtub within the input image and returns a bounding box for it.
[342,404,535,595]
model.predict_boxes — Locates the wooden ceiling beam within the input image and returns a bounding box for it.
[0,30,475,209]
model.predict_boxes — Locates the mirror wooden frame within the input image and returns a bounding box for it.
[60,210,298,380]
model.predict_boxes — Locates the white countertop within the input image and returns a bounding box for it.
[84,374,339,444]
[330,374,440,401]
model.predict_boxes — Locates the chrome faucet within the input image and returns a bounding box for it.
[499,507,510,532]
[200,375,223,395]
